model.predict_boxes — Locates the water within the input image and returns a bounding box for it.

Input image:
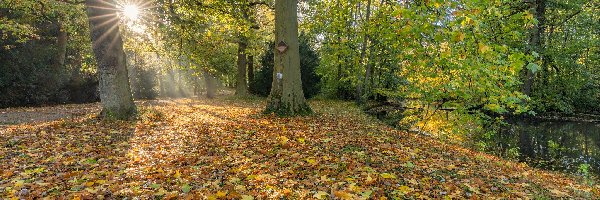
[492,118,600,176]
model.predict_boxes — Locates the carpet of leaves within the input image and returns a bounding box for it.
[1,97,599,199]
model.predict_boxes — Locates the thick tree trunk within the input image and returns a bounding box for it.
[236,40,248,96]
[85,0,136,119]
[247,55,254,84]
[265,0,311,116]
[522,0,547,96]
[203,70,216,99]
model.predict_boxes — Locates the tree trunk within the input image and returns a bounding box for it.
[522,0,547,96]
[85,0,136,119]
[203,70,216,99]
[265,0,311,116]
[356,0,372,104]
[55,22,68,70]
[236,40,248,96]
[247,55,254,84]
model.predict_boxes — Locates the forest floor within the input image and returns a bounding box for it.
[1,96,599,199]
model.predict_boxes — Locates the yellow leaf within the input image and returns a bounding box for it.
[216,190,227,198]
[320,175,328,182]
[380,173,397,179]
[241,195,254,200]
[479,43,490,53]
[84,181,94,187]
[85,187,98,193]
[366,175,376,184]
[313,191,329,199]
[174,170,181,179]
[14,180,24,188]
[305,157,317,165]
[155,188,167,196]
[455,32,465,42]
[397,185,413,195]
[280,136,289,145]
[297,137,305,144]
[334,191,353,199]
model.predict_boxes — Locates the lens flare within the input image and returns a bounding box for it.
[123,4,140,21]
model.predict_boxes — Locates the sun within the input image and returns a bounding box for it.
[122,4,140,21]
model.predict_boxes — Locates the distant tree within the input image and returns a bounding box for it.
[85,0,136,119]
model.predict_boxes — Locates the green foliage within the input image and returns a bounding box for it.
[249,35,321,99]
[526,0,600,114]
[130,65,158,100]
[0,0,97,108]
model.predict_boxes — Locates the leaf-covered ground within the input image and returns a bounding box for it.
[1,97,598,199]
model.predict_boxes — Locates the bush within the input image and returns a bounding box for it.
[249,35,321,99]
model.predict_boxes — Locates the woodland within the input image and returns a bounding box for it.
[1,0,600,199]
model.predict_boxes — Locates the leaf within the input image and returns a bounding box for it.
[366,175,376,184]
[380,173,397,179]
[397,185,413,195]
[305,157,317,165]
[181,184,192,193]
[155,188,167,196]
[402,162,415,168]
[526,63,540,73]
[241,195,254,200]
[150,183,161,189]
[361,190,373,199]
[216,190,227,198]
[174,170,181,179]
[85,187,98,194]
[313,191,329,199]
[478,43,490,53]
[279,136,289,145]
[84,181,94,187]
[333,191,352,199]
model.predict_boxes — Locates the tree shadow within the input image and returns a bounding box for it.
[0,116,137,198]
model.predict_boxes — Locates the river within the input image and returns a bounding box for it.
[493,119,600,177]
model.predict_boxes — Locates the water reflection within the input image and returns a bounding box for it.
[494,119,600,176]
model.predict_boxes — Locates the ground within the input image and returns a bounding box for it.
[1,97,598,199]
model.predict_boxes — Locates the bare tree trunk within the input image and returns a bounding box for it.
[236,40,248,96]
[85,0,136,119]
[203,70,216,99]
[247,55,254,85]
[265,0,311,116]
[55,22,68,70]
[356,0,372,104]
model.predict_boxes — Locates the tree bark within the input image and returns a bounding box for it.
[522,0,547,96]
[236,40,248,96]
[356,0,372,104]
[203,70,216,99]
[85,0,136,119]
[265,0,311,116]
[247,55,254,84]
[55,22,68,71]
